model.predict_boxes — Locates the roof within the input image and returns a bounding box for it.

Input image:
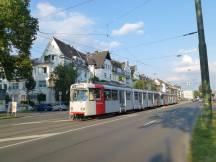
[86,51,111,68]
[53,37,86,60]
[111,60,123,69]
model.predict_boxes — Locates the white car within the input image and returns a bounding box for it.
[52,104,68,111]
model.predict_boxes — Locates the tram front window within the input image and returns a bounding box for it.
[71,90,88,101]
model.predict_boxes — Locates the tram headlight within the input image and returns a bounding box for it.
[80,107,85,111]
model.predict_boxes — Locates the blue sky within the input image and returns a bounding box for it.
[30,0,216,90]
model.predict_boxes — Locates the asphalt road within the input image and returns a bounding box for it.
[0,102,201,162]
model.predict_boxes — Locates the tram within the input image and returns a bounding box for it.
[69,83,177,119]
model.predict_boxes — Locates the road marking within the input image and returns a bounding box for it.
[0,133,57,142]
[0,113,138,149]
[143,120,157,127]
[11,119,72,126]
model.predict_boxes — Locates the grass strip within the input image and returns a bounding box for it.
[189,110,216,162]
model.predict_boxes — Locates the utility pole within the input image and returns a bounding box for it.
[195,0,212,111]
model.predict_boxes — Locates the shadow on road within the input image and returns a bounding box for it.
[148,138,172,162]
[149,103,201,133]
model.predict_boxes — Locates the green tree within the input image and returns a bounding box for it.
[90,76,100,83]
[37,93,46,104]
[193,90,200,98]
[0,0,38,80]
[134,80,144,89]
[53,64,77,103]
[25,76,36,103]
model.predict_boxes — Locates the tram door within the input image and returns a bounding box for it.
[94,85,105,115]
[119,90,125,107]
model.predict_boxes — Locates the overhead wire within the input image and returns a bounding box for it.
[40,0,95,18]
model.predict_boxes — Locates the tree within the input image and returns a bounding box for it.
[90,76,100,83]
[0,0,38,80]
[193,90,200,98]
[53,64,77,103]
[134,80,144,89]
[37,93,46,104]
[25,76,36,103]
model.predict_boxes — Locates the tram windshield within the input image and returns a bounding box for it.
[71,88,101,101]
[71,90,88,101]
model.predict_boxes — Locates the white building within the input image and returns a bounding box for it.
[87,51,113,82]
[111,60,132,85]
[130,65,140,81]
[32,37,90,104]
[183,90,194,100]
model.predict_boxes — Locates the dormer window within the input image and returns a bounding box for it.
[44,55,49,61]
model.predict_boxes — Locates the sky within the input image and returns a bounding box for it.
[29,0,216,91]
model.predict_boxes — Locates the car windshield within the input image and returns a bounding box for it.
[71,90,88,101]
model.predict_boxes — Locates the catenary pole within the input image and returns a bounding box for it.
[194,0,212,111]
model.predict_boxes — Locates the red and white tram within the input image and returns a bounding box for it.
[69,83,177,119]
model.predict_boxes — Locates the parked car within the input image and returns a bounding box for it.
[52,104,68,111]
[36,104,53,111]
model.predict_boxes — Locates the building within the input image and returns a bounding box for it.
[87,51,113,82]
[111,60,132,85]
[32,37,90,104]
[183,90,194,100]
[130,65,139,81]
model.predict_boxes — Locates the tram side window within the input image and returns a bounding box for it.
[143,93,146,100]
[134,92,139,100]
[126,92,131,100]
[148,94,153,100]
[112,90,118,100]
[89,88,101,101]
[104,89,112,100]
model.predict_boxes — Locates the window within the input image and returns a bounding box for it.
[143,93,146,100]
[52,55,55,60]
[21,95,27,101]
[43,67,47,74]
[89,88,101,101]
[126,92,131,100]
[110,74,112,80]
[104,89,112,100]
[38,81,46,88]
[104,73,107,78]
[44,55,49,61]
[11,83,19,89]
[148,93,153,100]
[0,84,2,89]
[71,90,88,101]
[134,92,139,100]
[112,90,118,100]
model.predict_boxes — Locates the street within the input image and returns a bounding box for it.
[0,102,200,162]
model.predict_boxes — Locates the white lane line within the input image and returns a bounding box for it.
[11,119,72,126]
[21,112,66,118]
[0,113,138,149]
[143,120,157,127]
[0,133,57,142]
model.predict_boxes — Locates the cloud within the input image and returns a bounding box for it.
[98,41,121,50]
[166,76,186,82]
[181,55,193,64]
[36,2,94,40]
[112,22,144,36]
[178,48,198,54]
[173,54,200,73]
[32,2,122,57]
[36,2,57,17]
